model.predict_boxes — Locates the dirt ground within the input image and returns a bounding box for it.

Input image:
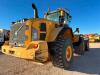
[0,43,100,75]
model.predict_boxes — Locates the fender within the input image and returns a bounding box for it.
[47,27,63,42]
[47,26,74,42]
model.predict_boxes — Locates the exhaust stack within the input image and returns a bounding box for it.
[32,3,39,18]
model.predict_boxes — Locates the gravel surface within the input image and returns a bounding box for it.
[0,43,100,75]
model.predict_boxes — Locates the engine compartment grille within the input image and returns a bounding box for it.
[9,23,26,47]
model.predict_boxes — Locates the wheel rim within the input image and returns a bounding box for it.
[66,46,72,62]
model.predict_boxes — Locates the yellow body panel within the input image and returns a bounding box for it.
[2,41,49,62]
[27,19,73,42]
[31,19,56,41]
[2,45,35,59]
[48,27,63,41]
[25,19,33,47]
[26,19,63,42]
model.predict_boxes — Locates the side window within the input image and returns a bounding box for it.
[40,23,46,31]
[32,28,38,41]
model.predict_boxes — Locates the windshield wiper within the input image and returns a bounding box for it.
[15,24,24,35]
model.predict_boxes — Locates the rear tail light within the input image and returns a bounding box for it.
[33,44,38,49]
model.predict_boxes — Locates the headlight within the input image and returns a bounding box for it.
[32,28,38,40]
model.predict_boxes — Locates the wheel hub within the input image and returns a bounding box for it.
[66,46,72,62]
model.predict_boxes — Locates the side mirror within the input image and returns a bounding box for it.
[75,28,80,33]
[69,16,72,21]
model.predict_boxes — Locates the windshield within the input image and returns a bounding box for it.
[46,11,70,24]
[47,12,60,23]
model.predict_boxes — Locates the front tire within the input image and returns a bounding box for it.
[49,38,73,69]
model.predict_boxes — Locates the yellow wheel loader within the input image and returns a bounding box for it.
[2,3,84,69]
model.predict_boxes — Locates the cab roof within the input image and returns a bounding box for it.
[46,8,71,17]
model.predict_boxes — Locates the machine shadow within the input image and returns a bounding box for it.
[70,48,100,75]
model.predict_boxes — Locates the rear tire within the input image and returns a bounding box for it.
[73,37,85,55]
[85,40,89,51]
[49,37,73,69]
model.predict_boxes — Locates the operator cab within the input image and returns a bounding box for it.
[45,8,72,25]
